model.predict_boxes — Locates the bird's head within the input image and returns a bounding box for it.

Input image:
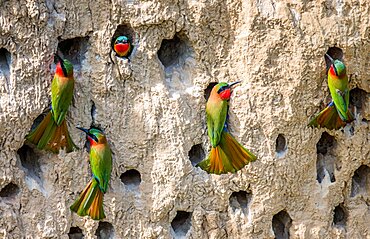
[325,53,346,77]
[115,36,130,45]
[77,127,107,145]
[212,81,240,101]
[55,54,73,77]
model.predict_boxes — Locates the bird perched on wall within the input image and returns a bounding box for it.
[197,82,257,174]
[309,54,354,130]
[70,127,112,220]
[26,55,76,153]
[113,36,132,58]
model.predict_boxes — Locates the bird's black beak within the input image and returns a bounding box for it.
[76,127,98,142]
[228,81,241,88]
[325,53,338,75]
[325,53,334,64]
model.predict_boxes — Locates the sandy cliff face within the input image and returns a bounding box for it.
[0,0,369,238]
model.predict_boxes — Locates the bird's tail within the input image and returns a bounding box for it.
[26,112,76,153]
[70,178,105,220]
[309,102,354,130]
[197,131,257,174]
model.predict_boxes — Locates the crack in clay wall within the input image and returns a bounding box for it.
[0,0,369,238]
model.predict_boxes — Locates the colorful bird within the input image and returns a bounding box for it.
[309,54,353,130]
[26,55,76,153]
[197,82,257,174]
[113,36,132,58]
[70,127,112,220]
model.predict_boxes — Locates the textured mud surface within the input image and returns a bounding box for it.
[0,0,369,238]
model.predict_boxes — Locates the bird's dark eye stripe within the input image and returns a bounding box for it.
[217,86,228,94]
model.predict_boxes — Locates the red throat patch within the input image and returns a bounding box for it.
[114,43,130,56]
[55,62,64,77]
[219,89,231,100]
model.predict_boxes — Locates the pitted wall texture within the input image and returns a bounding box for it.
[0,0,369,238]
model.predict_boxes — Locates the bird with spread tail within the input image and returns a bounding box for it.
[113,36,132,58]
[26,55,77,153]
[70,127,112,220]
[309,54,354,130]
[197,82,257,174]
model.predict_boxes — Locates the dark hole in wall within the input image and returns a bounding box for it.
[0,48,11,79]
[204,82,218,101]
[229,190,252,213]
[272,210,292,239]
[91,100,97,124]
[276,134,287,156]
[171,211,192,238]
[325,47,343,71]
[316,132,336,183]
[0,182,20,199]
[158,33,193,68]
[68,226,84,239]
[17,145,42,181]
[95,222,115,239]
[120,169,141,190]
[111,24,136,55]
[188,144,205,166]
[350,88,368,119]
[350,165,370,197]
[333,204,347,228]
[29,109,49,131]
[58,37,89,67]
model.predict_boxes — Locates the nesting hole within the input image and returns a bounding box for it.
[158,33,193,69]
[58,37,89,67]
[276,134,287,157]
[325,47,343,70]
[111,24,136,52]
[171,211,192,238]
[95,222,115,239]
[350,165,370,197]
[316,132,336,183]
[272,210,292,239]
[204,82,218,101]
[0,48,11,79]
[91,100,97,124]
[0,182,20,199]
[68,226,84,239]
[17,145,42,181]
[188,144,205,166]
[120,169,141,190]
[333,204,347,228]
[229,190,252,214]
[350,88,368,119]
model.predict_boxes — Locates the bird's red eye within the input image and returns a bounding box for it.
[219,89,231,100]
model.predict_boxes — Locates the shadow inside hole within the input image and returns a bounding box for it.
[272,210,292,239]
[229,190,251,214]
[158,33,193,69]
[333,204,347,228]
[58,37,89,67]
[120,169,141,190]
[204,82,218,101]
[0,182,20,199]
[0,48,11,78]
[95,222,115,239]
[325,47,343,71]
[171,211,192,238]
[276,134,287,157]
[17,145,42,181]
[91,100,97,124]
[188,144,205,166]
[350,165,370,197]
[68,226,84,239]
[350,88,368,118]
[316,132,336,183]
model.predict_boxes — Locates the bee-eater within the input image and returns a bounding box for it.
[309,54,353,130]
[197,82,257,174]
[70,127,112,220]
[113,36,132,58]
[26,55,76,153]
